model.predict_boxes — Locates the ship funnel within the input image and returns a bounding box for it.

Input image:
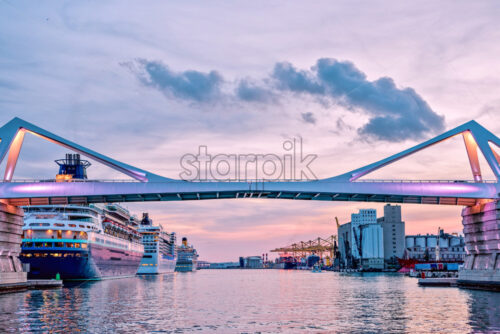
[141,213,152,225]
[182,237,188,247]
[55,153,91,180]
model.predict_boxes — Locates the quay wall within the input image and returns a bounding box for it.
[0,201,26,285]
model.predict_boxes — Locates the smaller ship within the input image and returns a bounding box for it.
[137,213,177,274]
[306,254,321,268]
[276,254,298,269]
[175,237,198,272]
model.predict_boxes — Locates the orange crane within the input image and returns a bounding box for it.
[270,235,337,265]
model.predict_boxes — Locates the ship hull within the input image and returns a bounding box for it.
[21,243,142,280]
[175,262,197,272]
[137,254,177,274]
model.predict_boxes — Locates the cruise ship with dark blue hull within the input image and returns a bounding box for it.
[23,241,143,280]
[20,203,144,280]
[19,154,144,280]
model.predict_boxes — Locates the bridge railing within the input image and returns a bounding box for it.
[355,179,497,184]
[4,179,143,183]
[3,178,312,183]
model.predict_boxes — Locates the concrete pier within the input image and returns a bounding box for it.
[0,279,63,294]
[0,201,26,286]
[458,200,500,290]
[418,277,458,287]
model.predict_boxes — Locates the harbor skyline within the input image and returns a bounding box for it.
[1,3,500,333]
[2,1,500,261]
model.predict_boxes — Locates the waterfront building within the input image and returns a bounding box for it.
[351,209,385,270]
[404,230,465,262]
[240,256,263,269]
[338,205,405,270]
[197,261,210,269]
[209,262,240,269]
[350,209,377,260]
[337,222,352,268]
[378,204,405,268]
[360,224,384,270]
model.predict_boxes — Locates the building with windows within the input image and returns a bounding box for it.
[338,204,405,270]
[378,204,405,268]
[350,209,377,260]
[338,221,352,268]
[208,262,239,269]
[360,223,384,269]
[338,208,385,270]
[197,260,211,269]
[404,229,465,262]
[239,256,263,269]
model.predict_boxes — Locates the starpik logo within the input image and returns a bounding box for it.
[179,138,318,181]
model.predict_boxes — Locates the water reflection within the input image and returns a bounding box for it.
[0,271,498,333]
[466,290,500,332]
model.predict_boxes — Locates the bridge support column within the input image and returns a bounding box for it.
[458,200,500,290]
[0,201,26,285]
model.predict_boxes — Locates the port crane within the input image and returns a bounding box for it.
[270,235,338,265]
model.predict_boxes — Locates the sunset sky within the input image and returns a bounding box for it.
[1,1,499,261]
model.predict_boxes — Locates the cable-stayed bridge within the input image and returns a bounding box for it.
[0,117,499,290]
[0,118,498,206]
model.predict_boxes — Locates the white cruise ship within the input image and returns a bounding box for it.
[137,213,177,274]
[175,237,198,272]
[20,203,144,280]
[19,154,145,280]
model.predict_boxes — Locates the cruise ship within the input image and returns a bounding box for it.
[137,213,177,274]
[20,203,144,280]
[19,154,144,280]
[175,237,198,272]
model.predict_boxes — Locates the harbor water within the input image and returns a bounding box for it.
[0,270,498,333]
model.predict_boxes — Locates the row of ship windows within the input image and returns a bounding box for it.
[140,263,158,266]
[23,230,88,240]
[28,222,95,229]
[22,242,88,249]
[94,238,127,250]
[20,252,88,258]
[25,208,98,217]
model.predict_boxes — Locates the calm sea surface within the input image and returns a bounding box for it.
[0,270,498,333]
